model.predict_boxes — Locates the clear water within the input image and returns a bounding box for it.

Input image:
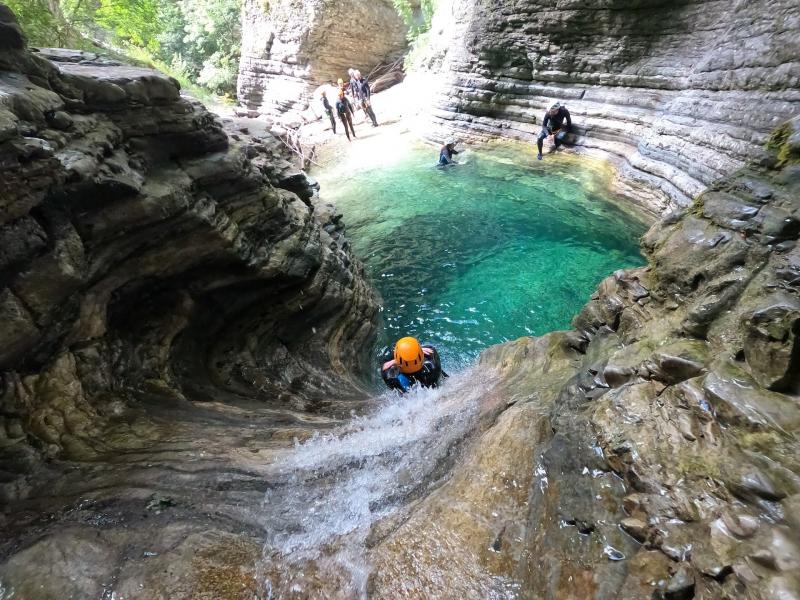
[315,140,647,370]
[260,143,648,597]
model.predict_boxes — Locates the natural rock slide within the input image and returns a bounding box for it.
[1,2,800,600]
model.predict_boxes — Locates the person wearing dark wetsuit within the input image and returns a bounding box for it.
[381,336,445,393]
[439,141,459,166]
[335,90,356,141]
[537,103,572,160]
[354,70,378,127]
[347,68,359,102]
[321,90,336,133]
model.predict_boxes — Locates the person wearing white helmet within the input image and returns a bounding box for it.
[536,102,572,160]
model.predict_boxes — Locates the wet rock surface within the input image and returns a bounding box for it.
[366,118,800,598]
[0,7,378,598]
[2,3,800,599]
[415,0,800,215]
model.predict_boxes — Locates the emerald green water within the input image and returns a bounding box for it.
[315,140,647,370]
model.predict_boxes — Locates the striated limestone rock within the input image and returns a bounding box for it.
[368,119,800,599]
[0,5,378,597]
[414,0,800,215]
[237,0,409,123]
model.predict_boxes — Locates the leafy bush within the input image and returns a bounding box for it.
[5,0,81,47]
[7,0,242,98]
[392,0,436,40]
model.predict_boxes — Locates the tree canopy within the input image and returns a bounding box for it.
[6,0,242,99]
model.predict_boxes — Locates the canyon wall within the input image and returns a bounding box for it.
[0,6,381,595]
[414,0,800,214]
[237,0,409,123]
[369,118,800,600]
[0,5,378,465]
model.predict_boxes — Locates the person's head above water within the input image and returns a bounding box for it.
[394,336,424,374]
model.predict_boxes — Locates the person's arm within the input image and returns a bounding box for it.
[564,108,571,131]
[381,360,412,392]
[542,113,551,131]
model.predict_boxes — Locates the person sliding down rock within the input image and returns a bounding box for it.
[321,90,336,133]
[537,102,572,160]
[438,140,460,166]
[381,337,447,393]
[336,90,357,141]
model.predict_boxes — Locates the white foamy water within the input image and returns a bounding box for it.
[260,373,489,598]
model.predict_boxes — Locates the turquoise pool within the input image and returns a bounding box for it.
[315,140,647,370]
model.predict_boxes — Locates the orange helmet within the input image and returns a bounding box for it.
[394,337,424,374]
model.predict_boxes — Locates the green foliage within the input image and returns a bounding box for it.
[161,0,242,95]
[392,0,436,41]
[95,0,160,50]
[766,121,797,167]
[5,0,79,47]
[6,0,241,98]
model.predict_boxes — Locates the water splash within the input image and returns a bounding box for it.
[260,372,489,598]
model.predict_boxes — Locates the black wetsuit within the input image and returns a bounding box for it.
[537,106,572,154]
[381,346,443,392]
[439,144,459,165]
[336,96,356,140]
[322,96,336,133]
[355,77,378,126]
[542,106,572,133]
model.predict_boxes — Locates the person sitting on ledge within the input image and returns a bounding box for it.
[537,102,572,160]
[438,140,460,166]
[381,336,446,393]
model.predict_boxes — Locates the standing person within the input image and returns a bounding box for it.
[337,78,355,116]
[381,337,446,393]
[438,140,459,166]
[354,69,378,127]
[536,102,572,160]
[321,90,336,133]
[347,68,359,102]
[336,90,356,141]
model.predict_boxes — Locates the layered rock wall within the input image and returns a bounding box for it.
[415,0,800,214]
[237,0,409,122]
[369,119,800,600]
[0,6,378,463]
